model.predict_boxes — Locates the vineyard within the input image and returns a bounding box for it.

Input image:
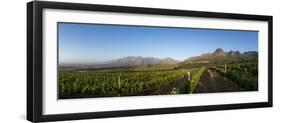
[210,62,258,91]
[58,61,258,99]
[59,67,205,98]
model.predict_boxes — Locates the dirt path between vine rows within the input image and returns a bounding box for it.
[194,69,243,93]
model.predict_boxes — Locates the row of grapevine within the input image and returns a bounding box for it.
[214,63,258,75]
[210,63,258,91]
[59,69,202,98]
[188,67,206,93]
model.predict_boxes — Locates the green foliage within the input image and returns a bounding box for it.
[188,67,206,93]
[209,63,258,91]
[59,69,201,98]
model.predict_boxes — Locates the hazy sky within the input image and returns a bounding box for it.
[58,23,258,64]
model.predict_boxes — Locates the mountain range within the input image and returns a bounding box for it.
[185,48,258,63]
[60,48,258,70]
[113,56,179,66]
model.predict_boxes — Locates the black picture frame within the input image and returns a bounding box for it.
[27,1,273,122]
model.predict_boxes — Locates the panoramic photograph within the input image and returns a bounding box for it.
[58,22,258,99]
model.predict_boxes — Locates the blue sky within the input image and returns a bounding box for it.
[58,23,258,64]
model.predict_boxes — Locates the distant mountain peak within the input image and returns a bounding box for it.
[115,56,179,66]
[213,48,225,56]
[228,50,236,55]
[214,48,224,53]
[228,50,241,56]
[185,48,258,63]
[163,57,174,61]
[243,51,258,55]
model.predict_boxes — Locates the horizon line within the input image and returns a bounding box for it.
[59,48,258,65]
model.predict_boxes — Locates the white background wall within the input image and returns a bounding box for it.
[0,0,279,123]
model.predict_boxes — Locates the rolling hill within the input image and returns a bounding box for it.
[114,56,179,66]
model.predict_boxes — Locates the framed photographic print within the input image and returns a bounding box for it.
[27,1,273,122]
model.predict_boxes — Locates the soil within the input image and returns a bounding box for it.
[145,68,244,95]
[194,69,243,93]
